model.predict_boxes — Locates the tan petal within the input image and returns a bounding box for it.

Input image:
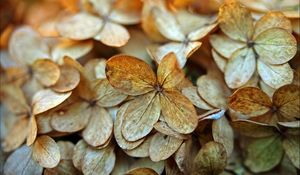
[32,59,60,87]
[57,141,74,160]
[160,90,198,134]
[82,145,116,175]
[259,80,276,97]
[2,117,29,152]
[198,109,226,121]
[57,12,103,40]
[152,7,185,41]
[94,22,129,47]
[148,42,201,68]
[211,49,227,72]
[51,39,93,62]
[124,135,152,158]
[109,10,141,25]
[157,52,185,89]
[283,135,300,169]
[32,89,72,115]
[126,168,158,175]
[36,112,53,134]
[254,12,292,37]
[94,79,128,107]
[51,65,80,93]
[257,60,293,89]
[129,157,164,174]
[224,48,256,89]
[218,2,254,42]
[87,0,111,16]
[106,55,156,96]
[229,87,272,117]
[197,75,228,109]
[154,121,190,140]
[149,132,183,162]
[114,102,144,150]
[95,59,107,79]
[83,106,113,147]
[8,26,50,65]
[254,28,297,65]
[278,121,300,128]
[0,84,30,115]
[209,34,245,58]
[26,115,38,146]
[193,141,227,175]
[51,101,91,132]
[212,117,234,156]
[182,86,213,110]
[122,92,160,141]
[44,159,81,175]
[4,145,43,175]
[32,135,61,168]
[231,120,277,138]
[72,140,88,171]
[273,84,300,120]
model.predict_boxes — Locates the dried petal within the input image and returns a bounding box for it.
[154,121,189,140]
[32,89,72,115]
[106,55,156,96]
[72,140,88,171]
[254,28,297,65]
[211,49,227,72]
[182,86,213,110]
[228,87,272,117]
[218,2,254,42]
[193,141,227,175]
[57,12,103,40]
[4,145,43,175]
[83,106,113,147]
[283,135,300,169]
[124,135,152,158]
[149,132,183,162]
[57,141,74,160]
[51,65,80,92]
[32,135,61,168]
[126,168,158,175]
[245,135,283,173]
[273,84,300,120]
[257,60,293,89]
[44,159,81,175]
[122,92,160,141]
[32,59,60,87]
[231,120,277,138]
[27,115,38,146]
[224,48,256,89]
[160,90,198,134]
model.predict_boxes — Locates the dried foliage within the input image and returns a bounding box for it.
[0,0,299,175]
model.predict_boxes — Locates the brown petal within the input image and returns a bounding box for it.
[32,59,60,87]
[72,140,88,171]
[154,121,190,140]
[228,87,272,117]
[36,112,54,134]
[94,79,128,107]
[44,159,81,175]
[157,52,184,89]
[273,84,300,120]
[193,141,227,175]
[218,2,254,42]
[212,117,234,156]
[57,12,103,40]
[83,106,113,147]
[94,22,130,47]
[182,86,213,110]
[160,90,198,134]
[124,135,153,158]
[32,89,72,115]
[149,132,183,162]
[231,120,277,138]
[51,65,80,92]
[82,145,116,175]
[4,145,43,175]
[2,117,29,152]
[106,55,156,96]
[51,102,91,132]
[114,102,145,150]
[126,168,158,175]
[129,157,164,174]
[122,92,160,141]
[32,135,61,168]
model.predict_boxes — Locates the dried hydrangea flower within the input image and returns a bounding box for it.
[210,2,297,89]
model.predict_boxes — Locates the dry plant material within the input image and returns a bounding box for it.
[211,2,297,89]
[1,0,299,175]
